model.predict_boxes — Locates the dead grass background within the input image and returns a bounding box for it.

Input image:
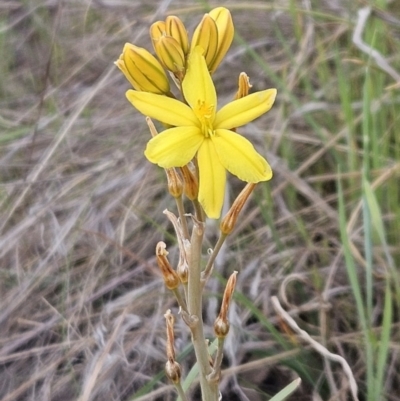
[1,1,400,400]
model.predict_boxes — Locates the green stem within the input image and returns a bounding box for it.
[202,233,227,284]
[187,220,218,401]
[174,382,188,401]
[208,337,225,383]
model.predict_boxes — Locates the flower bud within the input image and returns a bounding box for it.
[156,242,180,289]
[153,35,186,75]
[220,183,256,235]
[191,14,218,68]
[115,43,170,94]
[208,7,234,74]
[150,21,166,41]
[165,16,189,56]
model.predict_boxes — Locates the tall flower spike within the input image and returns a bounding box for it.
[126,47,276,218]
[115,43,170,94]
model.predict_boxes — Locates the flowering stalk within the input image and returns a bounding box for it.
[115,7,276,400]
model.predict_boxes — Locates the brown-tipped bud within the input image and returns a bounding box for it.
[214,271,237,338]
[234,72,252,100]
[180,165,198,200]
[220,183,257,235]
[156,242,180,289]
[165,168,183,198]
[165,360,182,384]
[165,16,189,56]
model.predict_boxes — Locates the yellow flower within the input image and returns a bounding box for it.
[115,43,170,94]
[126,47,276,218]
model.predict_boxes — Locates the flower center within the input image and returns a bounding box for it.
[195,101,215,138]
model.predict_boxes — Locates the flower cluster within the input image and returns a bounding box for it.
[115,7,276,219]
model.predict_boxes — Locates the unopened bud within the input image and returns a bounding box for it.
[191,14,218,69]
[214,271,237,338]
[208,7,234,74]
[156,242,180,289]
[150,21,166,41]
[153,35,186,75]
[180,165,198,200]
[166,168,183,198]
[165,16,189,56]
[115,43,170,94]
[234,72,252,100]
[220,183,256,235]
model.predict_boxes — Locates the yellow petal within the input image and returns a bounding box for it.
[214,88,277,129]
[126,90,199,127]
[212,129,272,182]
[197,139,226,219]
[183,47,217,117]
[145,126,204,168]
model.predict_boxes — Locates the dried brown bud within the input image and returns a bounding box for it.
[214,317,230,338]
[214,271,237,338]
[156,242,180,289]
[165,168,183,198]
[234,72,252,100]
[164,310,181,383]
[165,359,182,383]
[180,165,198,200]
[164,309,176,360]
[220,183,256,235]
[177,259,189,284]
